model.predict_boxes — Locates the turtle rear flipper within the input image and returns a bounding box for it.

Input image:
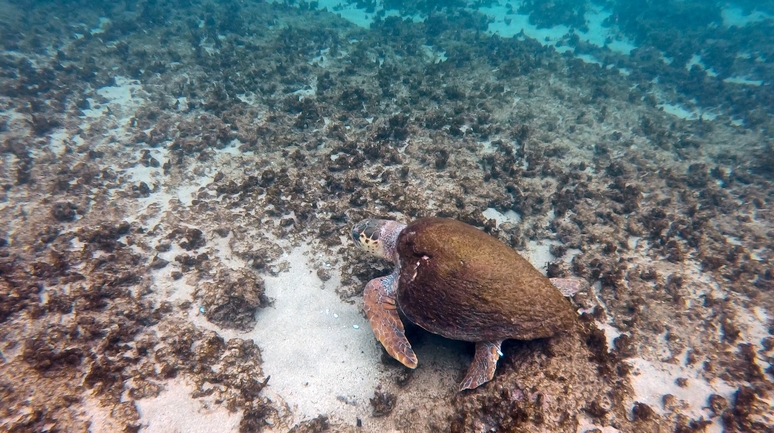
[459,340,502,391]
[363,273,418,369]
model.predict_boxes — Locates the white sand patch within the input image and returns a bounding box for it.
[478,139,496,154]
[580,280,623,351]
[564,247,582,264]
[658,102,698,120]
[484,5,567,40]
[145,238,465,431]
[523,239,556,270]
[143,238,381,426]
[657,99,718,121]
[480,1,636,55]
[611,253,770,431]
[421,45,447,63]
[90,17,111,35]
[310,48,333,68]
[0,107,28,128]
[723,76,763,86]
[730,303,772,366]
[292,86,317,99]
[721,5,772,27]
[685,54,763,89]
[168,145,244,206]
[210,233,249,271]
[576,412,620,433]
[124,152,165,185]
[597,322,622,352]
[47,129,69,157]
[82,76,145,122]
[274,0,637,59]
[573,53,602,65]
[81,396,125,433]
[686,54,719,77]
[122,145,226,228]
[323,2,377,27]
[175,178,213,207]
[267,0,385,28]
[96,77,145,112]
[239,245,381,427]
[330,0,424,27]
[77,76,149,178]
[627,356,734,433]
[582,7,637,54]
[483,207,521,226]
[220,140,252,156]
[131,197,179,231]
[134,379,242,433]
[149,242,198,303]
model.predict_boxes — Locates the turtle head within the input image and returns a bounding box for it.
[351,219,405,263]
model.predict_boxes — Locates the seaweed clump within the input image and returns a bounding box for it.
[195,268,266,331]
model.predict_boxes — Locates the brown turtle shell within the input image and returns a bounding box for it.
[396,218,576,342]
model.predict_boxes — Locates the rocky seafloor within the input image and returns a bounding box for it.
[0,0,773,432]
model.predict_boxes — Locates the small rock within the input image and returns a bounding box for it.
[632,402,655,421]
[708,394,728,415]
[149,256,169,270]
[179,228,206,250]
[155,242,171,252]
[195,268,265,330]
[316,268,331,282]
[51,202,78,222]
[134,182,151,197]
[370,390,396,417]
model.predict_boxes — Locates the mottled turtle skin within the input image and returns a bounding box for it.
[352,217,580,391]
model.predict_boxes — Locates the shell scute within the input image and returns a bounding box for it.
[396,218,575,342]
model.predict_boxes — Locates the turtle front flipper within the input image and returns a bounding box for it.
[459,340,502,391]
[363,273,418,369]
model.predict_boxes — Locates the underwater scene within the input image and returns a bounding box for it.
[1,0,773,431]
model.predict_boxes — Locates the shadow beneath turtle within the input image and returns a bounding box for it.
[376,313,595,395]
[377,320,484,389]
[386,319,591,391]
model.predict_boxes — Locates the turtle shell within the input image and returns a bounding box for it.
[396,218,576,342]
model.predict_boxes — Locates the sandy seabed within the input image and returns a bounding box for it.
[0,0,773,432]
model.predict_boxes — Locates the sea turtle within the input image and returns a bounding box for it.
[351,217,583,391]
